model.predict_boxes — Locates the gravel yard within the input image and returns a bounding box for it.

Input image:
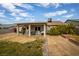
[0,33,36,43]
[47,35,79,56]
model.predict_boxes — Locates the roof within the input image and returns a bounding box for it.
[65,19,79,25]
[47,21,65,26]
[16,21,65,26]
[17,22,47,25]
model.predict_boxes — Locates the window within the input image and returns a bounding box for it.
[35,27,37,31]
[38,27,40,31]
[35,27,41,31]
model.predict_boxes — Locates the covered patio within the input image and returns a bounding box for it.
[16,22,47,37]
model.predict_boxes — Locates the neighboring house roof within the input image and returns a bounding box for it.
[65,19,79,26]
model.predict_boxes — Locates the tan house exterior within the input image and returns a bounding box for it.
[16,19,65,37]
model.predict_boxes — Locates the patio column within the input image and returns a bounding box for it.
[17,25,19,35]
[44,24,46,37]
[28,25,31,36]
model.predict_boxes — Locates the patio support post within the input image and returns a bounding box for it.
[28,25,31,36]
[44,24,46,37]
[17,25,19,35]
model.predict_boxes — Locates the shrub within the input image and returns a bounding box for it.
[66,23,76,34]
[47,23,77,35]
[75,28,79,35]
[47,26,61,35]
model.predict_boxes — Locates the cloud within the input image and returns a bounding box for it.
[19,12,34,18]
[11,10,33,18]
[1,3,34,17]
[56,18,61,21]
[54,3,60,8]
[25,18,36,22]
[0,12,5,17]
[36,3,50,8]
[0,10,6,18]
[14,17,36,23]
[0,19,10,24]
[1,3,16,12]
[14,17,21,22]
[1,4,32,19]
[1,3,34,12]
[0,3,35,24]
[44,10,68,17]
[70,8,75,12]
[63,14,74,18]
[35,3,61,8]
[14,3,34,10]
[12,11,34,23]
[1,3,24,16]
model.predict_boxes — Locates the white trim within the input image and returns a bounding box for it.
[29,25,31,36]
[17,25,19,35]
[44,24,46,37]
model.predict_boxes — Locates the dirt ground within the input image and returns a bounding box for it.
[0,33,79,56]
[47,35,79,56]
[0,33,37,43]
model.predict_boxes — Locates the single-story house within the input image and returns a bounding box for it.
[65,19,79,29]
[16,18,65,37]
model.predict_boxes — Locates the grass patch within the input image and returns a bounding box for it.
[0,39,44,56]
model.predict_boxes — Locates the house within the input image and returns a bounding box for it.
[16,18,65,37]
[65,19,79,29]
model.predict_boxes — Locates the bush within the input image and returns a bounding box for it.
[47,23,77,35]
[47,26,61,35]
[66,23,76,34]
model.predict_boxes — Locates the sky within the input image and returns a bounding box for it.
[0,3,79,24]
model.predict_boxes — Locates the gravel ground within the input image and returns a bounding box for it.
[47,35,79,56]
[0,33,36,43]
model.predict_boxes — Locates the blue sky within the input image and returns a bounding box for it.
[0,3,79,24]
